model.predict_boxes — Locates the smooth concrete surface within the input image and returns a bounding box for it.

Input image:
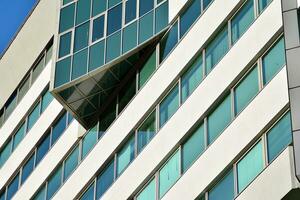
[169,0,188,22]
[0,61,52,148]
[236,147,299,200]
[0,0,57,108]
[52,0,283,199]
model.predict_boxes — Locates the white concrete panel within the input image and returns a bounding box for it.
[0,61,52,148]
[12,121,80,200]
[52,0,282,199]
[0,0,58,108]
[0,100,63,189]
[162,68,288,200]
[168,0,188,22]
[236,147,298,200]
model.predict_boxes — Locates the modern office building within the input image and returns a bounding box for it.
[0,0,300,199]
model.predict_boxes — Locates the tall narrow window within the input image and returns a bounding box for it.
[107,3,122,35]
[96,160,115,199]
[80,184,95,200]
[64,145,79,181]
[160,22,178,62]
[76,0,91,25]
[92,15,105,42]
[59,4,75,33]
[82,124,98,158]
[139,50,156,88]
[51,113,67,145]
[47,166,63,199]
[125,0,137,24]
[7,174,20,200]
[0,140,12,167]
[74,22,90,52]
[208,169,234,200]
[137,111,156,153]
[117,136,135,176]
[180,0,201,38]
[137,178,156,200]
[139,0,154,16]
[13,123,25,150]
[21,155,35,184]
[27,102,41,131]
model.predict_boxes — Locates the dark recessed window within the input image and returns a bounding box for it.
[107,3,122,35]
[92,15,105,42]
[139,0,154,17]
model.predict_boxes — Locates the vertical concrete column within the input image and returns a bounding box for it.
[282,0,300,181]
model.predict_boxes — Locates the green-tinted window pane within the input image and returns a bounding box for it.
[92,0,106,16]
[92,15,105,42]
[59,32,72,58]
[160,22,178,61]
[159,150,180,198]
[32,56,45,83]
[137,178,156,200]
[207,94,231,144]
[125,0,137,24]
[234,66,259,114]
[262,38,285,85]
[74,22,90,52]
[82,124,98,158]
[18,76,30,102]
[89,40,105,71]
[108,0,121,8]
[155,1,168,34]
[96,160,114,199]
[209,169,234,200]
[182,123,205,172]
[117,136,135,176]
[106,31,121,62]
[107,3,122,35]
[80,184,95,200]
[33,186,46,200]
[231,0,254,44]
[139,11,154,44]
[159,84,179,128]
[41,90,53,113]
[237,141,264,193]
[64,146,79,181]
[123,21,137,54]
[13,123,25,150]
[0,140,12,167]
[63,0,73,5]
[59,4,75,33]
[27,103,40,131]
[55,57,71,87]
[47,166,62,199]
[76,0,91,25]
[180,0,200,38]
[181,55,203,102]
[137,111,156,153]
[258,0,272,13]
[72,49,88,80]
[139,50,156,88]
[205,26,229,73]
[203,0,213,10]
[267,112,292,162]
[139,0,154,16]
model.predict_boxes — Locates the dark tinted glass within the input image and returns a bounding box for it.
[92,15,105,42]
[123,21,137,53]
[180,0,201,38]
[96,161,114,199]
[47,167,62,199]
[76,0,91,25]
[155,1,168,33]
[89,40,105,71]
[55,57,71,87]
[139,0,154,16]
[160,22,178,62]
[92,0,106,16]
[36,134,50,165]
[7,174,19,200]
[106,31,121,62]
[139,11,154,44]
[74,22,90,52]
[21,155,35,184]
[59,32,72,59]
[51,113,67,145]
[72,48,88,80]
[125,0,137,24]
[59,4,75,33]
[107,3,122,35]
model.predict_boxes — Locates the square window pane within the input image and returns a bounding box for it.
[258,0,272,13]
[159,84,179,128]
[96,160,114,199]
[106,31,121,62]
[137,111,156,153]
[59,32,72,58]
[125,0,137,24]
[182,123,205,172]
[82,124,98,158]
[181,55,203,102]
[72,48,88,80]
[267,112,292,162]
[41,90,53,113]
[137,178,156,200]
[21,155,35,184]
[117,136,135,176]
[51,113,67,145]
[205,26,229,73]
[231,0,254,44]
[107,3,122,35]
[74,22,90,52]
[208,169,234,200]
[139,50,156,88]
[47,166,62,199]
[123,21,137,54]
[36,133,50,165]
[89,40,105,71]
[64,145,79,181]
[7,174,19,200]
[0,140,12,167]
[207,94,232,144]
[92,15,105,42]
[262,37,285,85]
[27,103,41,131]
[180,0,201,38]
[55,57,71,87]
[13,123,25,150]
[159,22,178,62]
[139,11,154,44]
[234,66,259,115]
[59,4,75,33]
[139,0,154,16]
[155,1,168,34]
[92,0,106,16]
[80,183,95,200]
[159,150,180,198]
[76,0,91,25]
[237,141,264,192]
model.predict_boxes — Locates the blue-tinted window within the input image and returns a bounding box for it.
[92,15,105,42]
[5,94,17,120]
[36,134,50,165]
[27,103,41,131]
[72,48,88,80]
[82,125,98,158]
[33,186,46,200]
[108,0,121,8]
[51,113,67,145]
[0,140,12,167]
[74,22,90,52]
[55,57,71,87]
[159,84,179,128]
[160,22,178,62]
[137,111,156,153]
[117,136,135,176]
[92,0,106,16]
[180,0,201,38]
[267,112,292,162]
[89,40,105,71]
[64,146,79,181]
[96,160,114,199]
[47,166,62,199]
[106,31,121,62]
[125,0,137,24]
[205,26,229,73]
[139,50,156,89]
[59,32,72,58]
[155,1,168,34]
[59,4,75,33]
[41,90,53,113]
[123,21,137,53]
[137,178,156,200]
[139,11,154,44]
[0,191,4,200]
[7,174,19,200]
[203,0,213,10]
[231,0,254,44]
[13,123,25,150]
[107,3,122,35]
[207,94,232,144]
[21,155,35,184]
[139,0,154,16]
[258,0,272,13]
[80,184,95,200]
[208,169,234,200]
[76,0,91,25]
